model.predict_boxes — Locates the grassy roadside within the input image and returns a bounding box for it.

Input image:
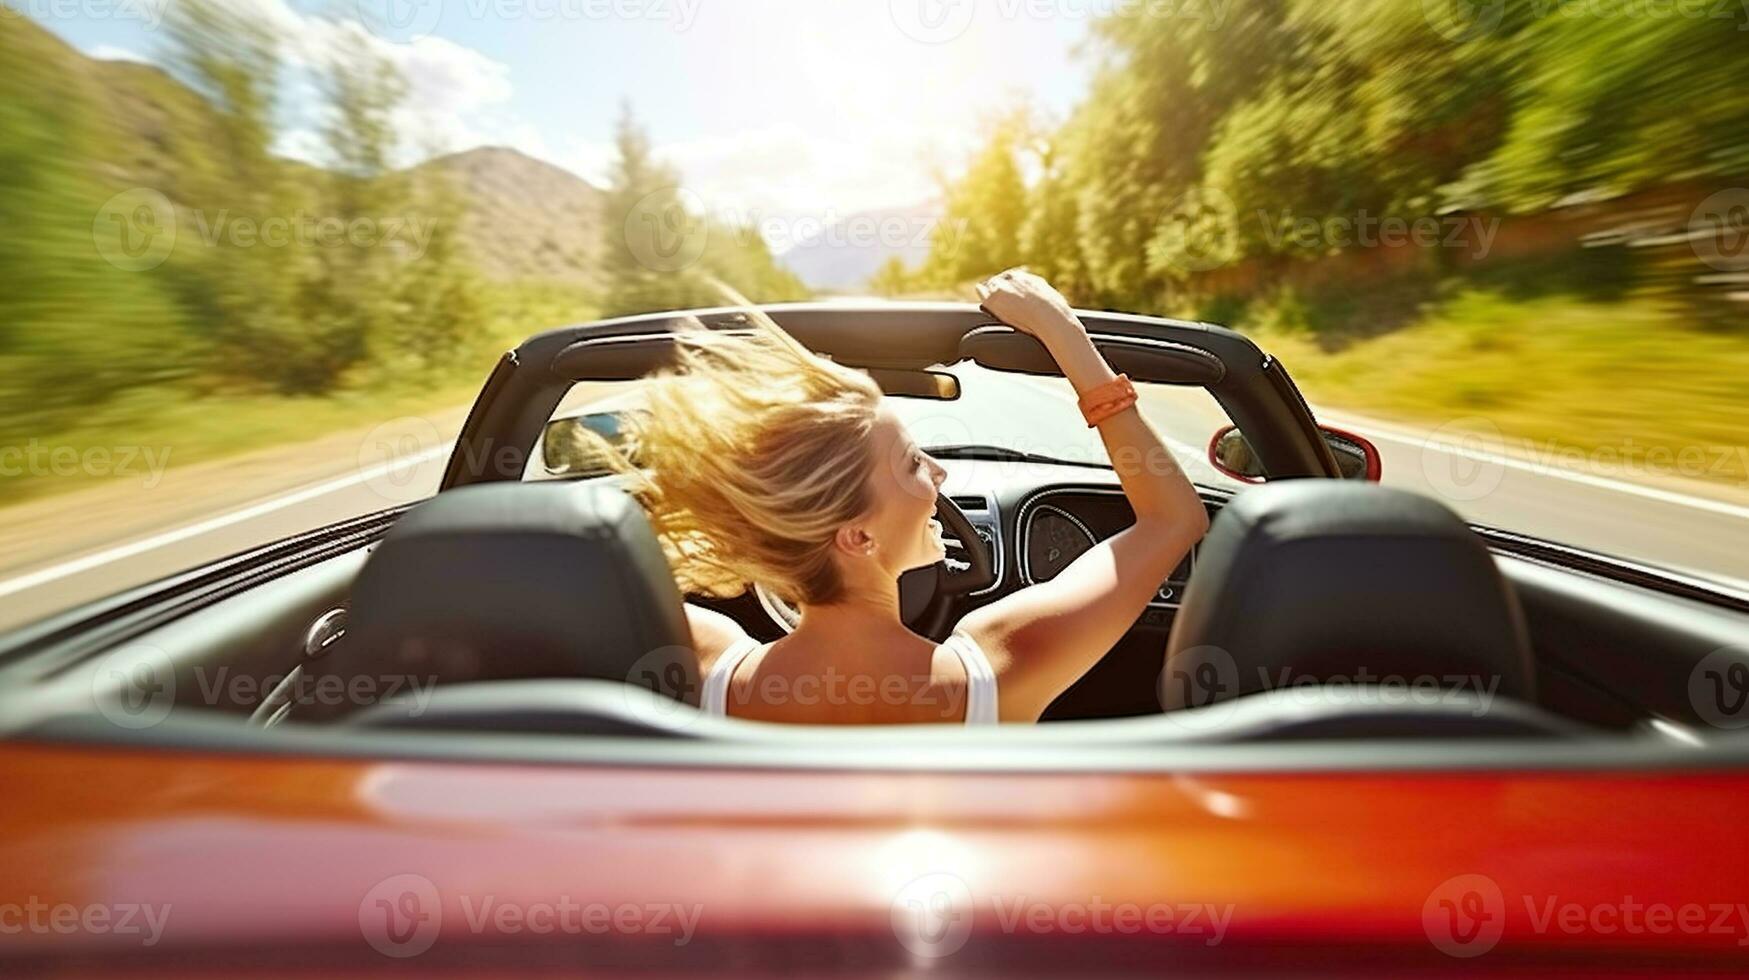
[0,283,597,507]
[1234,291,1749,489]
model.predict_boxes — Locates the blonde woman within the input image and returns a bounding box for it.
[621,269,1209,724]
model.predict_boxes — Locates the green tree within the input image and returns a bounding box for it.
[868,256,916,297]
[301,28,411,384]
[922,115,1029,285]
[1019,134,1091,300]
[163,0,312,389]
[0,18,188,433]
[600,103,810,316]
[599,103,704,316]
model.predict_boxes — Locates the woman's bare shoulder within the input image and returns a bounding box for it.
[683,602,751,673]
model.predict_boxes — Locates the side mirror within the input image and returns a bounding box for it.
[1207,424,1381,483]
[541,411,640,477]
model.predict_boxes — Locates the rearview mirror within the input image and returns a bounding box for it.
[541,411,639,477]
[1207,424,1381,483]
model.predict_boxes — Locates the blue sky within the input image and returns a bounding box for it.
[26,0,1099,230]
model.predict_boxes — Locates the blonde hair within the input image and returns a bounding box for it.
[602,299,885,605]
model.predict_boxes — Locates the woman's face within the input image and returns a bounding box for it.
[860,403,948,574]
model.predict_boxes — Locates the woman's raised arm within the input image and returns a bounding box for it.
[957,269,1210,720]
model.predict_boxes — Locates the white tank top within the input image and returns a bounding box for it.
[702,631,999,725]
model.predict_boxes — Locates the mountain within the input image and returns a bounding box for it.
[780,203,942,293]
[16,17,606,289]
[412,147,605,288]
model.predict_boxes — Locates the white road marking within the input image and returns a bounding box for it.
[1317,411,1749,521]
[0,443,454,600]
[1014,372,1749,520]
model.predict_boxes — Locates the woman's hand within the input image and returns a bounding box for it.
[975,268,1085,346]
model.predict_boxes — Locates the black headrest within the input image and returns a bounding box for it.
[312,482,697,720]
[1163,482,1534,710]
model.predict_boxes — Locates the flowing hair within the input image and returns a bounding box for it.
[596,283,885,605]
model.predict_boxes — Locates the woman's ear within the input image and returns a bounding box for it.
[834,523,876,558]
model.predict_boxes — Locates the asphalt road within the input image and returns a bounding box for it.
[2,368,1745,633]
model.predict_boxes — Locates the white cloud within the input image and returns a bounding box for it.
[88,44,153,64]
[97,0,1001,226]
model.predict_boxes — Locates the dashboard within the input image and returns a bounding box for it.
[939,459,1218,630]
[1014,489,1197,614]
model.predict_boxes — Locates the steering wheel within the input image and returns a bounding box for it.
[756,495,996,639]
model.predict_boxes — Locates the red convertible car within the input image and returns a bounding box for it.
[2,304,1747,976]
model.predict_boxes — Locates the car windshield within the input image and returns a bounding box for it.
[888,366,1248,492]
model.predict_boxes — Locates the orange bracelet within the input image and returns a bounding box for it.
[1078,373,1138,428]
